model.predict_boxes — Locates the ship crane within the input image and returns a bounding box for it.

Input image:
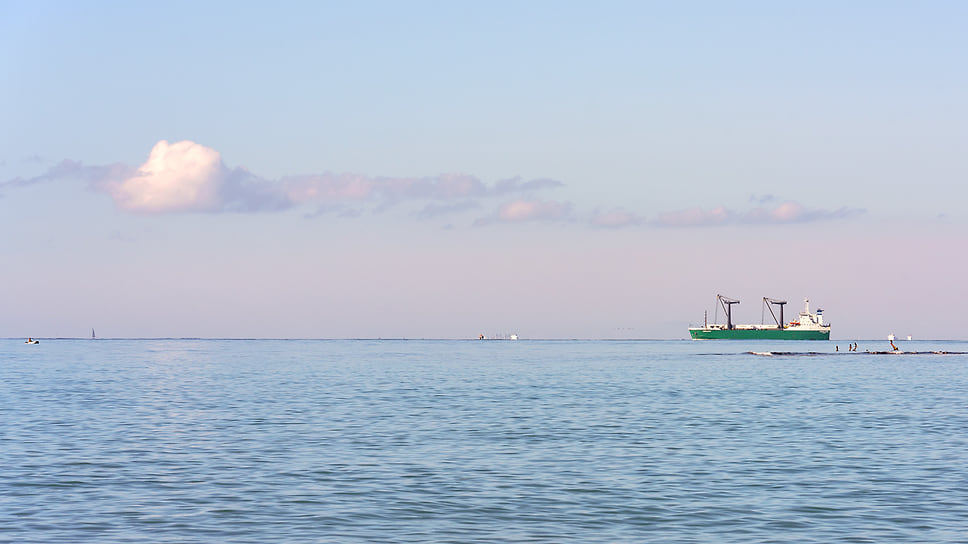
[717,294,740,329]
[763,298,788,329]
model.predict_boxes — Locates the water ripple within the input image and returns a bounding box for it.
[2,339,967,543]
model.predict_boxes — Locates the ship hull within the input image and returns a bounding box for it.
[689,327,830,340]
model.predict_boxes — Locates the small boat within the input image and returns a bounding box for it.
[25,338,39,344]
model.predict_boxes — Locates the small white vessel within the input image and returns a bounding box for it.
[25,338,39,344]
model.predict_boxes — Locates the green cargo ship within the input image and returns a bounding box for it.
[689,295,830,340]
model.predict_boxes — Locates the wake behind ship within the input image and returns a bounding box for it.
[689,295,830,340]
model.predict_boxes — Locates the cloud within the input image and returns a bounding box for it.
[4,141,868,232]
[105,140,228,213]
[491,177,564,195]
[654,206,732,227]
[474,199,573,226]
[749,193,776,204]
[100,141,298,213]
[413,200,481,219]
[303,204,365,219]
[653,201,866,227]
[590,208,648,229]
[4,140,564,216]
[1,159,133,191]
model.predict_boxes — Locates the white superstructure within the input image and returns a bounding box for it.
[794,298,827,330]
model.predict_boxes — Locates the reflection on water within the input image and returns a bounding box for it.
[2,339,967,543]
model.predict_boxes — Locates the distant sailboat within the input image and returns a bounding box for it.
[92,328,96,339]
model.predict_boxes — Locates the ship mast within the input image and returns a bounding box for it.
[717,294,739,329]
[763,298,787,329]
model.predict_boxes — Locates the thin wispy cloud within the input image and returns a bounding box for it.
[491,177,564,195]
[653,206,732,227]
[301,203,365,219]
[653,201,866,227]
[413,200,482,220]
[474,199,574,226]
[589,208,648,229]
[1,159,133,190]
[749,193,776,205]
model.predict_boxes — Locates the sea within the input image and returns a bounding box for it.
[2,338,967,543]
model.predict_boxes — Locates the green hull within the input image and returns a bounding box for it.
[689,328,830,340]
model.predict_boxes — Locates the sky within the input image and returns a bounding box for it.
[2,0,967,339]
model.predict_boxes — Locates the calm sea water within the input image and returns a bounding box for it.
[2,339,967,543]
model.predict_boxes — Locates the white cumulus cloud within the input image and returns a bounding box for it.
[107,140,227,213]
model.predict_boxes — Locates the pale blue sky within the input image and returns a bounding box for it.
[2,1,966,339]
